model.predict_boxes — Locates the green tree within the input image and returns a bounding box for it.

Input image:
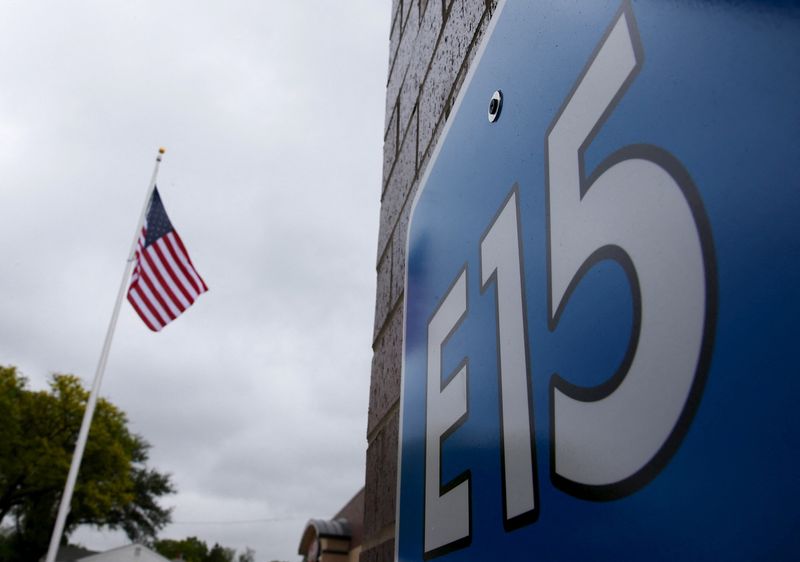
[154,536,209,561]
[154,537,248,562]
[207,543,235,562]
[153,537,244,562]
[0,365,175,561]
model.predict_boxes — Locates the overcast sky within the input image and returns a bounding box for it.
[0,1,390,560]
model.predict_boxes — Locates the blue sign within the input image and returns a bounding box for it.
[397,0,800,560]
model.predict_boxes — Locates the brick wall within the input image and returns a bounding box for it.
[361,1,498,560]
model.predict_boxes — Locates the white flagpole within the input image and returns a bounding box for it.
[45,147,166,562]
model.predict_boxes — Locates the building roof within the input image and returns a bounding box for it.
[333,488,364,548]
[39,545,98,562]
[297,517,352,554]
[78,543,172,562]
[297,487,365,557]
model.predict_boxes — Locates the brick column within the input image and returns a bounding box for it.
[361,2,498,560]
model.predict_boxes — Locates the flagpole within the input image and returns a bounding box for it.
[45,147,166,562]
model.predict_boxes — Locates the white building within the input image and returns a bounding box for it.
[78,544,173,562]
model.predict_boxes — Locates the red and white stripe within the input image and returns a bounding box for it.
[127,226,208,331]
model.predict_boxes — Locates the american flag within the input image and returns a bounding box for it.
[127,187,208,331]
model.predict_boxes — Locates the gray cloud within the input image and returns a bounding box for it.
[0,1,390,560]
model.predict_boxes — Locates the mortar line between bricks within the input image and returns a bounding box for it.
[364,3,499,559]
[361,523,397,552]
[375,102,421,268]
[367,400,400,445]
[374,11,492,352]
[379,3,491,267]
[381,105,400,199]
[378,1,456,262]
[372,290,404,349]
[385,0,423,139]
[425,6,489,158]
[385,1,407,90]
[381,98,417,200]
[389,287,405,315]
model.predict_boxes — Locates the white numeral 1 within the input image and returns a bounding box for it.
[480,188,538,527]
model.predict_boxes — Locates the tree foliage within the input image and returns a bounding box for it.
[207,543,236,562]
[154,537,251,562]
[0,365,175,561]
[154,536,210,561]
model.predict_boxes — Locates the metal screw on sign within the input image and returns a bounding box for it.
[488,90,503,123]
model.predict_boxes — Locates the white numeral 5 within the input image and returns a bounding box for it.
[546,2,716,498]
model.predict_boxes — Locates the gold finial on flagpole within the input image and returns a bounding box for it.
[158,147,166,154]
